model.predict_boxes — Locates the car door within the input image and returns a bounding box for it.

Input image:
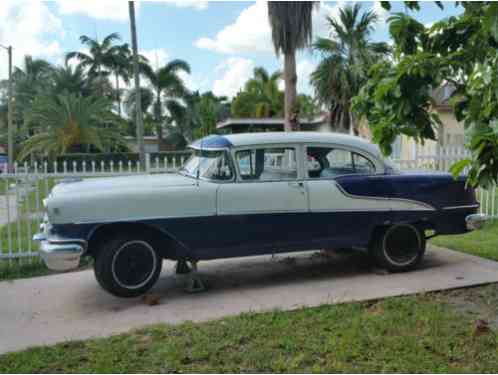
[304,145,385,248]
[216,145,309,255]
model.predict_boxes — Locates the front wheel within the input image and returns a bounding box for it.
[94,235,162,298]
[370,224,426,272]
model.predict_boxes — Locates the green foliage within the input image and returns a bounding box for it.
[311,3,390,133]
[231,67,284,118]
[297,94,320,120]
[1,293,498,372]
[19,93,128,160]
[267,2,317,56]
[353,3,498,187]
[137,59,192,143]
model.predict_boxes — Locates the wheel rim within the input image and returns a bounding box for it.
[382,224,421,267]
[111,240,157,290]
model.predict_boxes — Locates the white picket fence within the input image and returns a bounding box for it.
[0,147,494,265]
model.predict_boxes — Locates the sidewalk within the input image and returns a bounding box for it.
[1,246,498,355]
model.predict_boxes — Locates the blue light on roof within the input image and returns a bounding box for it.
[190,135,232,149]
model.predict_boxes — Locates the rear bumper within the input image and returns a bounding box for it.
[465,214,488,231]
[33,233,86,271]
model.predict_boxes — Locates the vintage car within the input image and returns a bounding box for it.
[34,132,485,298]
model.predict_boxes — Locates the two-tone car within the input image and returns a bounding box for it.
[34,132,485,298]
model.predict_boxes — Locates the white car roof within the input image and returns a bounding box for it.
[191,132,383,159]
[206,132,383,158]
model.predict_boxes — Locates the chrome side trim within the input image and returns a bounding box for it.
[443,204,480,210]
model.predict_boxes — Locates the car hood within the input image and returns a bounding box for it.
[51,173,196,196]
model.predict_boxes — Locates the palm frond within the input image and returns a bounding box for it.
[268,1,318,55]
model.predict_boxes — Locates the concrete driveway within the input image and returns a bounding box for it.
[1,245,498,354]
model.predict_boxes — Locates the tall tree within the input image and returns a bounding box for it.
[109,43,133,117]
[231,67,284,118]
[50,62,90,97]
[66,32,121,79]
[12,56,53,114]
[268,1,317,131]
[65,32,122,97]
[353,2,498,187]
[311,3,389,134]
[246,67,283,117]
[141,59,191,147]
[128,1,145,168]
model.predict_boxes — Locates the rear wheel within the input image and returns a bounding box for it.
[94,234,162,298]
[370,224,426,272]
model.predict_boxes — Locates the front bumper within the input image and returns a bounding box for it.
[465,214,488,231]
[33,232,86,272]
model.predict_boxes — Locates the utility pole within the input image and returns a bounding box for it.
[7,46,13,173]
[128,1,145,170]
[1,44,13,172]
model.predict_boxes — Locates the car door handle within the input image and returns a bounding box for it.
[288,181,304,189]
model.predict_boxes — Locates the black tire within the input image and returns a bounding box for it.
[370,224,426,272]
[94,234,162,298]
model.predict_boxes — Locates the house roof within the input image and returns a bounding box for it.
[190,131,382,157]
[216,116,326,129]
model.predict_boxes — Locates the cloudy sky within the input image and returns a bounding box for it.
[0,1,462,98]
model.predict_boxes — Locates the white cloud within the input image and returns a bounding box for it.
[0,1,64,79]
[372,1,390,24]
[56,0,140,22]
[195,1,272,54]
[296,59,317,95]
[194,1,349,55]
[212,57,255,98]
[170,1,208,11]
[140,48,170,70]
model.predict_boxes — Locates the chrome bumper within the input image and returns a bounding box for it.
[465,214,488,231]
[33,233,85,271]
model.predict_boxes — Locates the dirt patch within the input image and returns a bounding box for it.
[439,283,498,329]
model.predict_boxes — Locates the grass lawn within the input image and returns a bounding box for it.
[431,220,498,261]
[0,257,52,281]
[0,184,497,371]
[0,291,497,373]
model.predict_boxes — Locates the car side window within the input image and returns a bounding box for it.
[236,148,297,181]
[306,147,375,178]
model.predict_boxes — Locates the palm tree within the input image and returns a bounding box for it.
[129,1,145,168]
[50,62,90,97]
[124,86,154,120]
[245,67,283,117]
[65,32,122,95]
[12,56,53,112]
[19,93,128,159]
[268,1,317,131]
[311,3,390,134]
[140,59,191,147]
[109,43,133,117]
[66,32,121,78]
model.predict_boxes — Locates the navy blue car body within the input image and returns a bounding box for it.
[34,132,483,297]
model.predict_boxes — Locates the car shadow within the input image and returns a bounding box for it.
[77,248,445,312]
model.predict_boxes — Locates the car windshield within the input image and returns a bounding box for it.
[179,149,233,181]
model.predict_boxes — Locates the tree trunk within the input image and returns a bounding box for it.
[115,73,121,118]
[155,94,163,151]
[349,108,355,136]
[284,52,298,132]
[129,1,145,170]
